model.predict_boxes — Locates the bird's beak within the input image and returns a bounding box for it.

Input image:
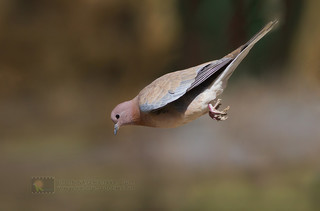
[114,123,119,135]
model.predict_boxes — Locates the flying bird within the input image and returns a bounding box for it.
[111,20,277,135]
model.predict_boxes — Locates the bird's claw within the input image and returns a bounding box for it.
[208,99,230,121]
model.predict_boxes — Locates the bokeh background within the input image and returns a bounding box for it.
[1,0,320,210]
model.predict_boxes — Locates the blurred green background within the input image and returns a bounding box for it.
[1,0,320,210]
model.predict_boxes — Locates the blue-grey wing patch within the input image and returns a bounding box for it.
[139,76,194,112]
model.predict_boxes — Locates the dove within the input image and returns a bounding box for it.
[111,20,277,135]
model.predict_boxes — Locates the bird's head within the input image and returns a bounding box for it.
[110,98,140,135]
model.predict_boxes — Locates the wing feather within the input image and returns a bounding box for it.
[138,58,231,112]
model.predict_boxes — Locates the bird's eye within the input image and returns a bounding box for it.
[115,114,120,119]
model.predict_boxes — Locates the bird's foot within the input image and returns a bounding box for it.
[208,99,230,121]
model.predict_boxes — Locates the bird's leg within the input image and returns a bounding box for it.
[208,99,230,121]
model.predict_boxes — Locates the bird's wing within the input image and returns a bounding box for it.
[138,58,232,112]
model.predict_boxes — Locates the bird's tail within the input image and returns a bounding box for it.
[243,20,278,49]
[215,20,278,85]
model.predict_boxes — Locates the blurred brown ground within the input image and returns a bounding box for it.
[0,0,320,210]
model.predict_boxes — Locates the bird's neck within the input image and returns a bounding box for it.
[128,97,142,125]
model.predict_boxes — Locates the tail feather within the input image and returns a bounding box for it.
[216,20,278,85]
[244,20,278,48]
